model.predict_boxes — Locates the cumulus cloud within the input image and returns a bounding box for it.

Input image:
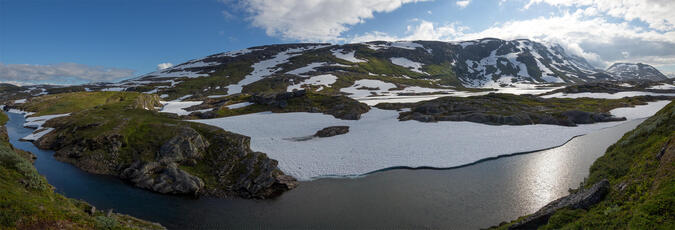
[524,0,675,31]
[456,0,472,8]
[239,0,428,41]
[0,63,135,85]
[349,9,675,70]
[350,20,466,43]
[157,62,174,70]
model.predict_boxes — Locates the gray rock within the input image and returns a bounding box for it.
[120,161,204,196]
[509,179,610,229]
[157,126,209,164]
[314,126,349,137]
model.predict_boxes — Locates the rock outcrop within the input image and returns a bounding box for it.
[314,126,350,137]
[120,161,205,195]
[509,179,610,229]
[156,126,209,164]
[251,90,370,120]
[377,93,665,126]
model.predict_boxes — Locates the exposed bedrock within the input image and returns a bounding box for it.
[314,126,350,137]
[509,179,610,229]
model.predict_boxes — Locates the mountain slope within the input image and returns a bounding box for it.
[607,63,668,81]
[606,62,668,81]
[117,39,622,100]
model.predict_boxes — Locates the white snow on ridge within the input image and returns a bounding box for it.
[390,57,426,74]
[14,99,26,104]
[193,101,669,180]
[287,74,338,92]
[340,79,483,105]
[286,62,327,76]
[226,45,327,95]
[542,91,675,99]
[332,49,366,63]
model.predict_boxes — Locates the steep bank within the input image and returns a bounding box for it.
[7,92,297,199]
[493,100,675,229]
[0,110,165,229]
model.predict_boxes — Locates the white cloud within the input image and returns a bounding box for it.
[157,62,174,70]
[239,0,428,41]
[456,0,472,8]
[524,0,675,31]
[0,63,135,85]
[350,20,466,43]
[348,11,675,70]
[451,10,675,68]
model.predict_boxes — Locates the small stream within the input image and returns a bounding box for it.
[5,111,643,229]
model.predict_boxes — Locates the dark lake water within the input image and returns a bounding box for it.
[5,112,643,229]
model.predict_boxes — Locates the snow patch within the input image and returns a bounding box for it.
[331,49,366,63]
[390,57,426,74]
[287,74,338,92]
[226,102,253,109]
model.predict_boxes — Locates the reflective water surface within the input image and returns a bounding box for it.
[5,112,642,229]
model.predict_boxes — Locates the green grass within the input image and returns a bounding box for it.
[160,61,254,100]
[17,92,160,116]
[0,122,164,229]
[493,101,675,229]
[540,101,675,229]
[0,111,7,126]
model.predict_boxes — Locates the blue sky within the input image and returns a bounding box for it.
[1,0,674,85]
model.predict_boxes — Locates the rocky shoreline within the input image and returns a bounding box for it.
[7,92,299,199]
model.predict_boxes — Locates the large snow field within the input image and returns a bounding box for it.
[542,91,675,99]
[193,100,670,180]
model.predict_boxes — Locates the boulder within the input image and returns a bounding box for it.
[509,179,610,229]
[314,126,349,137]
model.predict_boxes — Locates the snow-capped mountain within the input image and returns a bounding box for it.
[133,39,620,90]
[606,63,668,81]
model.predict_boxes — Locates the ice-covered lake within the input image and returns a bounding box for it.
[194,100,671,180]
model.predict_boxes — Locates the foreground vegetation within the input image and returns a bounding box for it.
[0,110,165,230]
[494,101,675,229]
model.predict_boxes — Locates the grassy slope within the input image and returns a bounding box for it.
[494,101,675,229]
[17,92,160,116]
[0,111,164,230]
[20,91,286,197]
[541,101,675,229]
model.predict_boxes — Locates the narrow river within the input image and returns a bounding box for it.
[5,112,643,229]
